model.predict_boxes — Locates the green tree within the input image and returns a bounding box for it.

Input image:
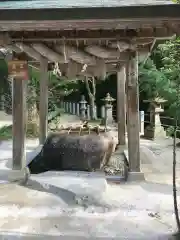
[84,76,97,119]
[152,37,180,239]
[155,38,180,115]
[139,38,180,118]
[28,65,79,131]
[139,59,168,99]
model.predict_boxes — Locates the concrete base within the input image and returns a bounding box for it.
[128,171,145,182]
[0,167,30,185]
[9,167,30,184]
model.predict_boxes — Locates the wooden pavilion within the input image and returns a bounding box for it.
[0,0,180,181]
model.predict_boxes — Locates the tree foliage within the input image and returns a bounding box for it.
[139,37,180,118]
[157,38,180,113]
[28,66,80,111]
[138,59,167,99]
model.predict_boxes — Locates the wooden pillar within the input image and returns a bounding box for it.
[126,51,140,172]
[117,66,126,145]
[39,57,48,144]
[12,77,27,170]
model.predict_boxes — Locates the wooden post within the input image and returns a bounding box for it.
[126,51,141,173]
[117,66,126,145]
[12,77,27,170]
[39,57,48,145]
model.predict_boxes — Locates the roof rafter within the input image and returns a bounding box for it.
[15,42,45,62]
[54,44,96,65]
[85,45,120,59]
[32,43,67,63]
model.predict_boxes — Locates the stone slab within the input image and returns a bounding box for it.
[0,180,176,240]
[30,171,107,196]
[128,171,145,182]
[0,145,42,183]
[26,144,43,165]
[0,168,29,183]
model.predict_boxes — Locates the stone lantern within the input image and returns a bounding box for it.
[101,93,115,130]
[143,97,167,140]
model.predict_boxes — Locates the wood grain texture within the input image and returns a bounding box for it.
[39,57,48,144]
[12,77,27,170]
[117,66,126,146]
[126,52,140,172]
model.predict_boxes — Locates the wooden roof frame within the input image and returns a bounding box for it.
[0,4,180,22]
[0,4,179,38]
[1,3,180,77]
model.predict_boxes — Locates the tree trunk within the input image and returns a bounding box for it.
[89,95,96,120]
[85,76,96,120]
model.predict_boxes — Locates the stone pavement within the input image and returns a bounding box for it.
[0,112,179,239]
[0,177,178,239]
[0,138,179,239]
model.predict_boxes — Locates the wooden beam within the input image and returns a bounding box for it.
[142,34,176,64]
[138,48,150,63]
[6,44,22,53]
[29,64,39,71]
[126,51,140,172]
[169,23,180,35]
[39,57,48,144]
[110,41,138,51]
[85,45,120,59]
[29,61,116,78]
[60,60,107,79]
[13,51,40,62]
[0,32,11,46]
[30,60,85,81]
[117,41,131,52]
[109,44,151,63]
[132,38,154,46]
[60,61,82,79]
[12,77,27,170]
[110,33,175,49]
[32,43,67,63]
[105,51,131,62]
[87,59,106,79]
[54,44,96,65]
[111,39,154,48]
[15,42,45,62]
[117,66,126,145]
[96,59,106,79]
[142,40,156,64]
[9,27,175,41]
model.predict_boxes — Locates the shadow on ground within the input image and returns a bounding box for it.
[24,179,77,206]
[23,178,117,211]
